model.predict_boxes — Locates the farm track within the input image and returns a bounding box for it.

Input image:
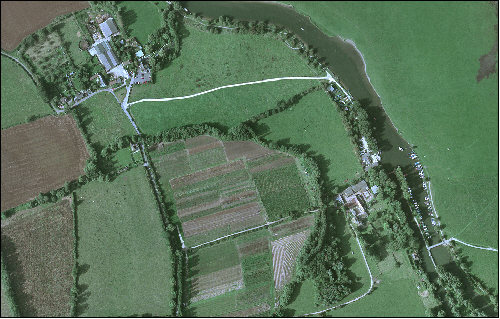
[271,230,311,291]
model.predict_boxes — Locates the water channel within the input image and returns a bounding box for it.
[180,1,492,313]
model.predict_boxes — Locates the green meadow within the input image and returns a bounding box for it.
[128,23,322,103]
[1,55,53,130]
[77,92,136,149]
[285,0,498,289]
[255,89,362,190]
[117,1,163,45]
[75,167,172,317]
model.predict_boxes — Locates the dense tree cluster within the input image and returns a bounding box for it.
[0,254,21,316]
[144,3,181,73]
[295,208,352,306]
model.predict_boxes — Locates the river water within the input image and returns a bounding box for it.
[179,1,493,314]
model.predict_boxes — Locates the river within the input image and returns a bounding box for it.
[180,1,491,314]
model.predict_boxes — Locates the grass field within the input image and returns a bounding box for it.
[285,1,498,288]
[131,79,320,135]
[1,55,53,130]
[75,167,172,317]
[255,89,362,191]
[77,92,136,150]
[117,1,163,45]
[1,199,74,317]
[59,17,87,66]
[129,23,321,102]
[253,163,310,221]
[456,244,499,290]
[188,240,240,278]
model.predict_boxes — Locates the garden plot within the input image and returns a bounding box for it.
[269,214,315,240]
[223,141,276,161]
[182,201,265,244]
[271,229,311,291]
[148,140,186,159]
[185,135,221,149]
[1,198,74,317]
[152,149,191,181]
[252,162,310,221]
[190,265,244,303]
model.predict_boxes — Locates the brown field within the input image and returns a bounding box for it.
[185,135,220,149]
[190,265,244,302]
[187,141,223,155]
[1,115,89,212]
[271,230,311,291]
[1,1,89,51]
[249,157,296,174]
[223,141,276,161]
[170,159,245,189]
[226,303,271,317]
[269,214,314,239]
[1,198,74,317]
[238,237,269,258]
[182,201,264,238]
[221,190,257,207]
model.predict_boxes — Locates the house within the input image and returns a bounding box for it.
[99,17,119,38]
[89,41,120,71]
[90,73,106,87]
[360,136,380,171]
[340,180,376,218]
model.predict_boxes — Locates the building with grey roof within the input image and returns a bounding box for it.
[99,18,119,38]
[90,41,120,71]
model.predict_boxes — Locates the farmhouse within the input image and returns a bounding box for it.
[99,17,119,38]
[90,73,106,87]
[89,41,119,71]
[339,180,376,218]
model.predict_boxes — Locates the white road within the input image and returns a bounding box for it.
[128,72,334,106]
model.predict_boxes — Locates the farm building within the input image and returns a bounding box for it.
[339,180,376,218]
[99,17,119,38]
[90,73,106,87]
[88,41,119,71]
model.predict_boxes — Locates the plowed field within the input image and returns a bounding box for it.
[1,198,74,317]
[1,115,89,211]
[170,159,245,189]
[1,1,89,51]
[271,230,311,291]
[223,141,276,161]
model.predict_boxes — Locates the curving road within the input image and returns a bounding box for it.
[128,73,334,106]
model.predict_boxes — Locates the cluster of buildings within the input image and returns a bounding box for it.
[337,180,378,225]
[360,136,380,171]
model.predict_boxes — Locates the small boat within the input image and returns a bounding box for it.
[399,147,404,151]
[301,27,305,31]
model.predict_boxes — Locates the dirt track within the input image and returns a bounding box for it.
[1,1,89,51]
[1,115,89,211]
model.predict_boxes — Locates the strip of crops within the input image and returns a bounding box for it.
[252,163,310,221]
[246,152,291,169]
[149,140,186,158]
[189,146,227,171]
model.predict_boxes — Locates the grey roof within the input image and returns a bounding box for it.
[99,18,118,37]
[351,180,368,193]
[94,41,119,70]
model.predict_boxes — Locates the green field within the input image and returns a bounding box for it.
[59,18,87,66]
[1,55,53,129]
[253,163,310,221]
[112,148,133,169]
[75,167,172,317]
[77,92,136,150]
[129,23,321,102]
[285,1,498,288]
[255,89,362,190]
[131,79,320,135]
[117,1,163,45]
[456,244,499,290]
[188,240,240,278]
